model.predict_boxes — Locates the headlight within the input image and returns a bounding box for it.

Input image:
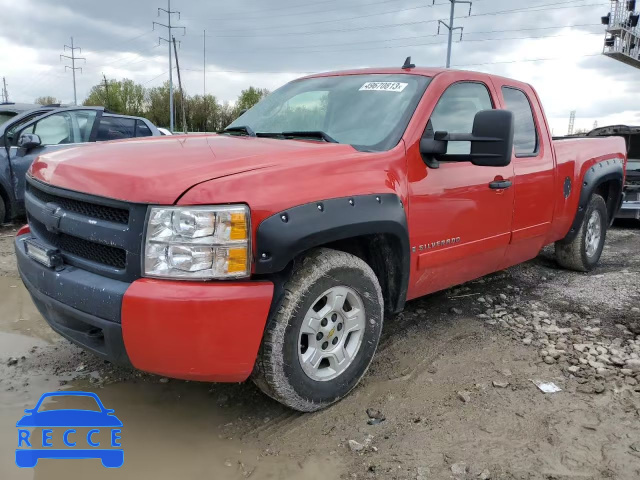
[144,205,250,279]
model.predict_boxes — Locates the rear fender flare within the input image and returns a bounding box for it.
[254,193,410,311]
[563,157,624,243]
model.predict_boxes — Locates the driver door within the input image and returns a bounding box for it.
[407,76,515,299]
[8,109,99,205]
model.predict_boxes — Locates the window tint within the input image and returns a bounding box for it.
[31,110,97,145]
[502,87,537,156]
[429,82,493,154]
[97,116,136,141]
[136,120,153,137]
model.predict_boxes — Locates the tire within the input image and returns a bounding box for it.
[252,248,384,412]
[555,194,608,272]
[0,196,5,224]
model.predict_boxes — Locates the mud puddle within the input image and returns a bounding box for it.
[0,280,341,479]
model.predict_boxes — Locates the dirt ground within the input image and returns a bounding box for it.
[1,222,640,480]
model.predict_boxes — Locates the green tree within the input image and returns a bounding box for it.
[187,94,219,132]
[145,81,171,128]
[234,87,270,116]
[34,96,60,105]
[83,78,145,116]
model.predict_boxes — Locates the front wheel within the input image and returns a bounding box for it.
[555,194,608,272]
[252,248,384,412]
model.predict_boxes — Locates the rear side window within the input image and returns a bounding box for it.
[96,116,136,141]
[502,87,538,156]
[136,120,152,137]
[429,82,493,154]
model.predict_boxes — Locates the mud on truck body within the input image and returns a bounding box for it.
[15,66,627,411]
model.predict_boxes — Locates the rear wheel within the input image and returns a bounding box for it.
[252,248,384,412]
[555,194,608,272]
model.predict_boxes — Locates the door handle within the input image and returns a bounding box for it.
[489,180,512,190]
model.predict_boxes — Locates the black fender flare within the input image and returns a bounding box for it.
[254,193,410,312]
[562,157,624,243]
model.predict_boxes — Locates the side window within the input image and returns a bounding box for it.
[96,116,136,141]
[502,87,538,156]
[135,120,153,137]
[7,112,49,145]
[429,82,493,154]
[22,110,97,146]
[35,114,71,145]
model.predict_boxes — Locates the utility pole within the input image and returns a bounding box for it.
[568,110,576,136]
[153,0,185,133]
[436,0,472,68]
[1,77,8,103]
[173,36,188,134]
[203,29,206,98]
[102,73,111,110]
[60,37,85,105]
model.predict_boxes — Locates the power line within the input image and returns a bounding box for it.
[205,23,602,52]
[287,30,603,55]
[204,0,607,37]
[60,37,85,105]
[102,43,161,67]
[184,0,374,22]
[452,52,602,67]
[153,0,185,133]
[207,1,449,33]
[142,69,171,85]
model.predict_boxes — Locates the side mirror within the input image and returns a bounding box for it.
[18,133,42,152]
[420,109,514,168]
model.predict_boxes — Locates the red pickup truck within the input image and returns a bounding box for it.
[15,65,626,411]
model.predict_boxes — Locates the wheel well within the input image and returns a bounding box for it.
[321,233,406,314]
[594,178,622,223]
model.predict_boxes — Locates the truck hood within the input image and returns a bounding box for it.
[29,134,358,204]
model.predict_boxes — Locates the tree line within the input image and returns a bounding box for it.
[36,79,270,132]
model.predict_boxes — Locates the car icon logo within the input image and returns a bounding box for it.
[15,391,123,468]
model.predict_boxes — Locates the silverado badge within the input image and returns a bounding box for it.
[412,237,461,252]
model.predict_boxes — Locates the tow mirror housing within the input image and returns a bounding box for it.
[420,109,514,168]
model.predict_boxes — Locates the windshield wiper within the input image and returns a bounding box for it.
[254,130,339,143]
[221,125,256,137]
[282,131,338,143]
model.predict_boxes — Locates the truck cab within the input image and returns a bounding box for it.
[14,65,627,411]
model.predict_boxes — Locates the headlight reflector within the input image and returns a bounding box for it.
[144,205,250,279]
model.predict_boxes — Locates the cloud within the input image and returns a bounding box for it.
[0,0,637,133]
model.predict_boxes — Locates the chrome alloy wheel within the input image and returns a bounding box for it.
[298,286,366,382]
[585,209,602,258]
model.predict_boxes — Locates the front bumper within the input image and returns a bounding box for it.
[16,234,274,382]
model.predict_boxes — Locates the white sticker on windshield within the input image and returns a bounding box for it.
[359,82,408,92]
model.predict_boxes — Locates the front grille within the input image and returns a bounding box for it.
[27,183,129,224]
[30,218,126,269]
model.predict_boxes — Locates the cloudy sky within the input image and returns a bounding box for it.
[0,0,638,134]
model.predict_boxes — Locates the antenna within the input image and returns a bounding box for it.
[402,56,416,69]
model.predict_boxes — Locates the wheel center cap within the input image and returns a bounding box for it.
[327,327,336,338]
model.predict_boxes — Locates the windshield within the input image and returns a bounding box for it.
[228,74,431,151]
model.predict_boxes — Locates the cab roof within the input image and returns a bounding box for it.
[299,67,529,89]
